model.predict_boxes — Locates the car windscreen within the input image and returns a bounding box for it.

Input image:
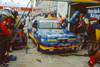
[39,22,62,29]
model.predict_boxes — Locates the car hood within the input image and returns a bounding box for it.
[38,29,75,38]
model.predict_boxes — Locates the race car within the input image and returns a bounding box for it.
[30,18,78,53]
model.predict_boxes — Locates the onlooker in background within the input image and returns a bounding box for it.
[66,14,69,21]
[51,14,56,19]
[59,15,63,24]
[61,15,68,29]
[47,13,52,19]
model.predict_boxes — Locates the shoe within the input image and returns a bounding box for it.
[81,45,87,49]
[12,48,18,51]
[8,50,12,52]
[0,62,9,67]
[4,59,10,63]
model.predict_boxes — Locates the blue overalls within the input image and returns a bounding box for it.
[62,18,68,29]
[81,17,89,49]
[79,17,87,33]
[0,17,8,64]
[69,11,80,34]
[96,23,100,42]
[72,18,79,33]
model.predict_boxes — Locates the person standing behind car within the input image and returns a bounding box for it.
[51,14,56,19]
[59,15,63,24]
[0,8,12,66]
[61,16,68,29]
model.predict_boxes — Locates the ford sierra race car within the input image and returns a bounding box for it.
[30,18,78,53]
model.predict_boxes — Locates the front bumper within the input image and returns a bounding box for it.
[39,44,78,53]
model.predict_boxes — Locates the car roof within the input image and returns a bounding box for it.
[36,18,58,23]
[39,19,58,23]
[35,18,57,20]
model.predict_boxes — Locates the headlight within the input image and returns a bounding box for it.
[47,39,57,41]
[41,38,44,42]
[68,38,76,40]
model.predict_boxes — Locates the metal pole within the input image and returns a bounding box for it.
[34,0,36,8]
[68,4,71,31]
[31,0,33,14]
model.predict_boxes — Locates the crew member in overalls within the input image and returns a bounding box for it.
[0,8,12,66]
[9,10,18,50]
[77,13,90,49]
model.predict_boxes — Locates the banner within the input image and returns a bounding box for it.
[3,6,21,11]
[57,2,68,18]
[43,0,100,3]
[71,0,100,3]
[87,7,100,19]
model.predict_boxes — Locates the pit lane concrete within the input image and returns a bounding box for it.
[8,39,100,67]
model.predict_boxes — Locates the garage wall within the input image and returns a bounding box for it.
[69,3,99,32]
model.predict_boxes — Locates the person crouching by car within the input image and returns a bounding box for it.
[88,19,100,67]
[88,50,100,67]
[95,19,100,46]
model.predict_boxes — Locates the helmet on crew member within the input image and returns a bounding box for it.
[2,8,12,17]
[13,10,18,16]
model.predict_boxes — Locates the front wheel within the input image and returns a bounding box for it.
[37,43,40,51]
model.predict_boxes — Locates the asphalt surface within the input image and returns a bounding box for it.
[8,39,100,67]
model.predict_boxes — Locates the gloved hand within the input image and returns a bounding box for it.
[96,42,98,45]
[88,56,96,67]
[75,26,78,29]
[86,29,89,33]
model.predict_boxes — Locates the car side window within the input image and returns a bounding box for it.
[33,20,37,29]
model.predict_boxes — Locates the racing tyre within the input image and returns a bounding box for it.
[88,42,98,56]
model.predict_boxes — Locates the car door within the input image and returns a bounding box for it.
[33,20,39,43]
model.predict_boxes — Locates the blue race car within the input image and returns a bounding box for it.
[31,19,78,53]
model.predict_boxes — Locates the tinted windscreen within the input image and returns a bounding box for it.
[39,22,62,29]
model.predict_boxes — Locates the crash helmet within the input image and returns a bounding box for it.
[2,8,13,17]
[13,10,18,16]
